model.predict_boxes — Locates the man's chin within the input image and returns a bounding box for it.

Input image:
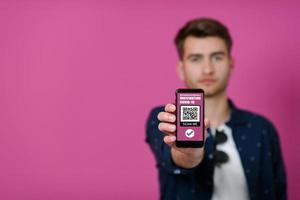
[199,86,215,96]
[186,83,223,95]
[203,92,216,98]
[204,87,227,98]
[200,86,222,97]
[186,82,226,97]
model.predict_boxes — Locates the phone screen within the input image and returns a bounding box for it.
[176,89,204,147]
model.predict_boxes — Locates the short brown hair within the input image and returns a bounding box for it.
[174,17,233,59]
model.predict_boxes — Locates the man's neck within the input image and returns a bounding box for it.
[205,91,231,129]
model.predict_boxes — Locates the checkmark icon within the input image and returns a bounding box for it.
[187,130,193,135]
[185,129,195,138]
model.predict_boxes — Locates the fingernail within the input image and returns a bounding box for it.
[170,105,176,110]
[170,136,176,142]
[168,115,175,121]
[169,125,176,131]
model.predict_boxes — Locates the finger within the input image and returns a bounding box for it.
[204,118,210,129]
[157,111,176,123]
[204,129,208,140]
[203,118,210,140]
[165,103,176,113]
[163,135,176,146]
[158,122,176,133]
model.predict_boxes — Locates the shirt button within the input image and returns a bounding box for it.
[256,142,262,148]
[264,189,269,195]
[268,152,272,157]
[241,135,247,140]
[173,169,181,175]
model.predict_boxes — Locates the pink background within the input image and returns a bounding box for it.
[0,0,299,199]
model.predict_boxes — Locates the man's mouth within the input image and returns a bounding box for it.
[199,79,216,85]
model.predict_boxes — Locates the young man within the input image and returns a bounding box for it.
[146,18,287,200]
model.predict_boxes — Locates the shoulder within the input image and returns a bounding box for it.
[235,107,278,136]
[240,108,273,125]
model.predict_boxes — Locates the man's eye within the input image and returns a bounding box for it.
[212,56,223,63]
[190,57,200,62]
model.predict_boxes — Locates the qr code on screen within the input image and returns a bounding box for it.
[180,106,200,122]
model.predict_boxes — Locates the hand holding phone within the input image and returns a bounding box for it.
[176,89,205,148]
[157,89,208,168]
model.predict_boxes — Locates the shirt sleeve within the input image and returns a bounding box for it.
[145,107,201,175]
[268,122,287,200]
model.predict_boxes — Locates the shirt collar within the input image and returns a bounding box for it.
[226,99,248,126]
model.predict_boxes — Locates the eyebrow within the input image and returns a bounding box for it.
[186,54,203,60]
[211,51,226,57]
[186,51,226,59]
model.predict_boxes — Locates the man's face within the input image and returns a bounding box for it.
[177,36,233,97]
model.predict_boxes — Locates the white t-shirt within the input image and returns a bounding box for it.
[210,124,250,200]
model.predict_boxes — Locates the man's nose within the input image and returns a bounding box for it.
[203,59,214,74]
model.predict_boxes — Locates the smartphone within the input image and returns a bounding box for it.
[175,89,205,148]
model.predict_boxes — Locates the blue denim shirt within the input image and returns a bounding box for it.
[146,100,287,200]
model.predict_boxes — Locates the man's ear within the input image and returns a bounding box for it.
[230,56,235,68]
[229,56,235,72]
[176,61,185,81]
